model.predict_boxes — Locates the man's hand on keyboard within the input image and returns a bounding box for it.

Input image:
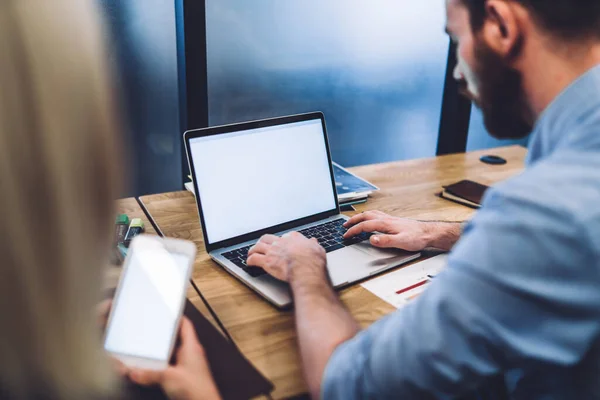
[247,232,327,283]
[343,211,462,252]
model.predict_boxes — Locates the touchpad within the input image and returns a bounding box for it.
[353,242,418,267]
[353,242,402,257]
[326,247,379,286]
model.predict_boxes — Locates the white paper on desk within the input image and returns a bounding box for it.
[185,181,196,197]
[361,254,448,309]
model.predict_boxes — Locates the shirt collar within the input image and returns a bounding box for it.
[526,63,600,165]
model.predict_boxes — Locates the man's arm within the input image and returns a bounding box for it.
[247,233,359,398]
[287,217,463,398]
[247,213,464,398]
[288,215,463,397]
[288,263,359,399]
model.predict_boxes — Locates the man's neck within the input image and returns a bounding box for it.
[520,40,600,121]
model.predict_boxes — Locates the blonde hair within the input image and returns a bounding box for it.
[0,0,122,398]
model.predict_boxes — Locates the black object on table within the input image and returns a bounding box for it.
[480,155,507,165]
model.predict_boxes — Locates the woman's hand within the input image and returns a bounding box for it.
[127,317,221,400]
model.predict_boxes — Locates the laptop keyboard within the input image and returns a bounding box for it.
[298,218,373,249]
[221,244,263,277]
[220,219,372,278]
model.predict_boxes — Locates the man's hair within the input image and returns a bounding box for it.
[462,0,600,40]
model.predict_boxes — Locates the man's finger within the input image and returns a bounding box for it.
[249,241,270,256]
[129,369,165,386]
[257,234,278,245]
[343,220,389,238]
[370,234,398,249]
[247,253,267,268]
[283,231,305,240]
[342,213,369,228]
[343,211,380,228]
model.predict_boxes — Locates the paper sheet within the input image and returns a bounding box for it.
[361,254,448,309]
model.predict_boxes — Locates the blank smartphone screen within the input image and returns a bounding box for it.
[104,246,190,361]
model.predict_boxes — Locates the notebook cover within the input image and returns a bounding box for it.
[443,180,489,206]
[105,290,274,400]
[439,191,481,209]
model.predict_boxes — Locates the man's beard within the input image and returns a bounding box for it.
[466,40,533,140]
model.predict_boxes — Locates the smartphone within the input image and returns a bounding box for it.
[104,235,196,370]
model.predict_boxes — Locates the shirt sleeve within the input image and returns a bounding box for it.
[322,179,600,399]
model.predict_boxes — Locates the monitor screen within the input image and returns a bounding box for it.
[188,118,337,244]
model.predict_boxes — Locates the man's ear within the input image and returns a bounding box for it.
[480,0,525,60]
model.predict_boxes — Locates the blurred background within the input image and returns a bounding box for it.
[99,0,528,196]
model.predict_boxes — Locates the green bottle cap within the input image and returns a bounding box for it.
[116,214,129,225]
[129,218,144,228]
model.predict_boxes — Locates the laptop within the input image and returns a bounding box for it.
[184,112,420,308]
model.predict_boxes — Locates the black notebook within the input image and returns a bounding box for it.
[439,180,490,209]
[105,291,274,400]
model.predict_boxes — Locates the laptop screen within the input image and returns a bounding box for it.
[188,118,337,245]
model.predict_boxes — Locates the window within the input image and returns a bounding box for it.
[206,0,449,166]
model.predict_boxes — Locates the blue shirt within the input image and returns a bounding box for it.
[322,64,600,399]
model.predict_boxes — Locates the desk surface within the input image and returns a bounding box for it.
[113,198,224,336]
[139,145,528,399]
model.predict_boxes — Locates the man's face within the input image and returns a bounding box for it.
[446,0,533,139]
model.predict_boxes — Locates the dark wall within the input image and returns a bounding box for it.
[100,0,182,196]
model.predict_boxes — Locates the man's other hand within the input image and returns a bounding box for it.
[343,211,461,252]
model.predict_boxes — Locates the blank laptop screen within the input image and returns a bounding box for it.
[188,118,337,245]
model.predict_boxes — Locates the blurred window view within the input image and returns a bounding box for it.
[101,0,182,196]
[206,0,449,167]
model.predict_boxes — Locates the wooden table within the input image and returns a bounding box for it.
[139,146,528,399]
[113,198,223,335]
